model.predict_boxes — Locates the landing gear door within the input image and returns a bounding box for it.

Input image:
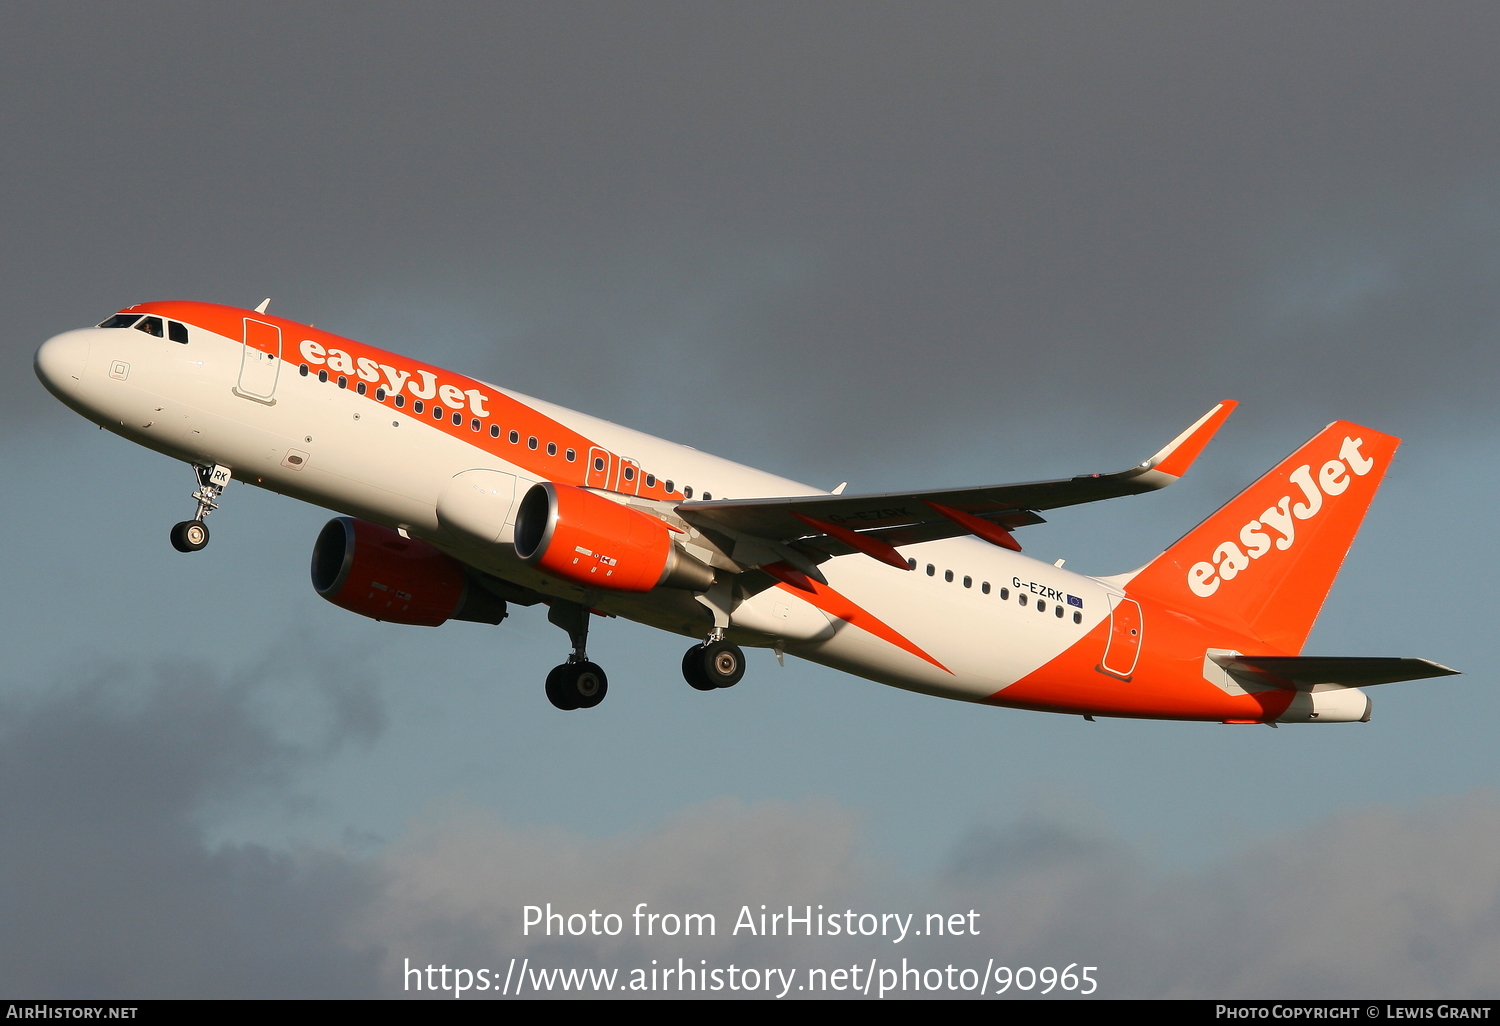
[1099,595,1143,680]
[586,447,613,489]
[236,318,281,402]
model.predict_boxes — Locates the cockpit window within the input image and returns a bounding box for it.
[98,314,141,328]
[134,316,164,338]
[168,321,188,344]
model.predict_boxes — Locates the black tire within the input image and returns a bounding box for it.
[170,520,209,553]
[545,664,580,710]
[684,641,746,690]
[546,662,608,710]
[704,641,746,688]
[572,661,608,709]
[682,645,717,691]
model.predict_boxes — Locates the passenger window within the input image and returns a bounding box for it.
[434,406,445,420]
[168,321,189,343]
[451,411,461,425]
[664,480,674,492]
[1055,606,1064,618]
[623,466,635,482]
[299,364,309,376]
[645,474,655,488]
[926,564,935,576]
[1018,593,1027,606]
[547,442,557,456]
[907,558,917,570]
[394,394,405,408]
[1037,601,1046,613]
[490,424,500,438]
[1073,611,1082,624]
[703,491,712,500]
[944,570,953,583]
[337,376,348,388]
[134,316,164,337]
[963,576,972,588]
[356,382,366,395]
[510,430,520,443]
[318,369,329,383]
[470,418,480,431]
[413,400,424,413]
[528,436,538,449]
[566,449,576,461]
[1000,587,1009,600]
[375,388,385,400]
[982,581,991,594]
[98,314,140,328]
[684,486,694,498]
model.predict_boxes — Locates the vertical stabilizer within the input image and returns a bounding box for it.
[1125,422,1399,654]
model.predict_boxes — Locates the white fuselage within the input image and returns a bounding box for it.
[37,319,1118,705]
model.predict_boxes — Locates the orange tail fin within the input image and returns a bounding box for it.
[1125,422,1399,654]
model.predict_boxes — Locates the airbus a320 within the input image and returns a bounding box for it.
[34,301,1457,722]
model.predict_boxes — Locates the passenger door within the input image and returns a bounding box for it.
[1099,596,1143,680]
[236,318,281,402]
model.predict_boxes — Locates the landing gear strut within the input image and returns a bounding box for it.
[682,633,746,691]
[170,463,231,553]
[545,600,608,710]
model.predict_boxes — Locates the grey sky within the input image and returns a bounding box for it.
[3,2,1497,998]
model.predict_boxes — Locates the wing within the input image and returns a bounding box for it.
[675,401,1237,576]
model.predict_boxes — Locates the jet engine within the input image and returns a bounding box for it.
[513,482,715,592]
[311,517,506,626]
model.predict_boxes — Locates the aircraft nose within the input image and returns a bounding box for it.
[34,330,90,397]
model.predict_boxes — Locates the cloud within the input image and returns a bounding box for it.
[934,799,1500,999]
[2,628,1496,999]
[0,645,385,998]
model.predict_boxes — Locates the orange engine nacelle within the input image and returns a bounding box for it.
[310,517,505,626]
[513,482,713,592]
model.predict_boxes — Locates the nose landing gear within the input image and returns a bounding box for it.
[170,463,231,553]
[545,600,609,710]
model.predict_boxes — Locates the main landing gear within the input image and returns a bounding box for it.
[545,600,608,710]
[682,631,746,691]
[170,463,232,553]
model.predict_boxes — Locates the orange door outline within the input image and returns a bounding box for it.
[615,456,642,495]
[586,447,613,489]
[1100,596,1143,679]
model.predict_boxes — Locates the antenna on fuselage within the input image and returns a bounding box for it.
[254,298,271,314]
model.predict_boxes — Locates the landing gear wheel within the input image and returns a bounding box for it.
[545,664,579,710]
[545,661,608,710]
[571,662,608,709]
[683,640,746,690]
[170,520,209,553]
[682,647,717,691]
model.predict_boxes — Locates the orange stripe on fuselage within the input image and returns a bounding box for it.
[762,565,951,673]
[989,596,1296,721]
[127,300,685,504]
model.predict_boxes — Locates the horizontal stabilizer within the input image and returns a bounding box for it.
[1211,654,1459,690]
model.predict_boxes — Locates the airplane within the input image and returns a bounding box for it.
[33,300,1457,722]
